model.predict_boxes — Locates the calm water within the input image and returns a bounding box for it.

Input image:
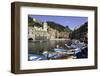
[28,40,88,61]
[28,40,69,54]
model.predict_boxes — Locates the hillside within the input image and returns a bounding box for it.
[47,21,72,32]
[28,16,72,33]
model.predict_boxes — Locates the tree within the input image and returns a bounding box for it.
[28,16,33,23]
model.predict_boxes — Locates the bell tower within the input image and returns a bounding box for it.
[43,22,47,31]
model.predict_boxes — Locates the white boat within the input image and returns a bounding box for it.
[65,44,72,49]
[28,54,47,61]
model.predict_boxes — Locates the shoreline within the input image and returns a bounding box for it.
[50,38,70,40]
[29,38,70,42]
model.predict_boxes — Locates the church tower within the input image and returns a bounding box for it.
[43,22,48,31]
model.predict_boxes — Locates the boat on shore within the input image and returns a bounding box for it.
[28,54,47,61]
[28,39,88,61]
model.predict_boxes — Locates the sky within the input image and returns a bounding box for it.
[29,15,88,30]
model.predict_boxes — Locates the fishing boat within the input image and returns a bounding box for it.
[28,54,47,61]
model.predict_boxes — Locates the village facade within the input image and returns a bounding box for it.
[28,18,70,41]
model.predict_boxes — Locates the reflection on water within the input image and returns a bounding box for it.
[28,40,88,61]
[28,40,67,54]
